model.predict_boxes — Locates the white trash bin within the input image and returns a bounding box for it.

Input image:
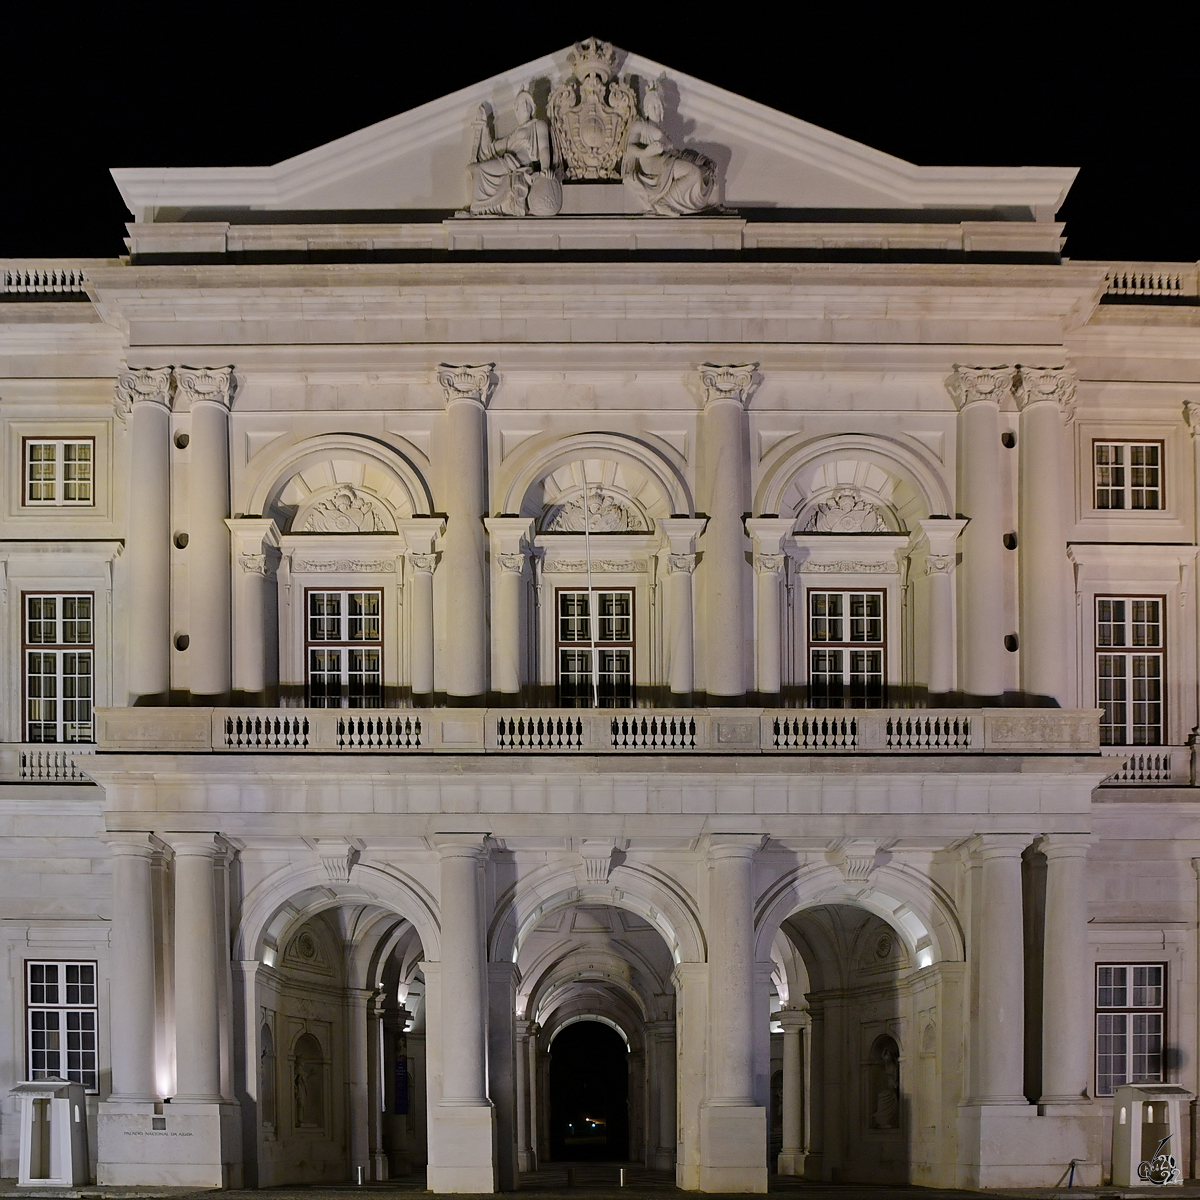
[1112,1082,1193,1186]
[10,1078,89,1187]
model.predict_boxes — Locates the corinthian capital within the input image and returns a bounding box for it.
[174,365,235,411]
[114,366,173,419]
[437,363,495,408]
[945,365,1015,411]
[1015,366,1078,423]
[1185,399,1200,439]
[699,363,758,409]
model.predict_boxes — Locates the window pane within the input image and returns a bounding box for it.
[598,592,632,642]
[62,443,92,503]
[29,964,59,1006]
[30,1010,62,1078]
[1132,965,1164,1008]
[1130,655,1163,746]
[559,593,590,642]
[809,592,843,643]
[1096,599,1125,647]
[1131,1012,1163,1082]
[1096,1011,1127,1096]
[1097,965,1127,1008]
[1131,600,1161,648]
[308,649,341,708]
[27,443,57,503]
[347,592,380,642]
[347,648,382,708]
[61,596,92,645]
[308,593,341,641]
[26,596,57,645]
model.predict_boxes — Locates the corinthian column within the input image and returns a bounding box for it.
[915,518,968,696]
[1016,368,1077,704]
[746,518,794,695]
[437,365,492,698]
[947,367,1012,699]
[659,518,707,695]
[699,365,757,697]
[400,518,446,697]
[484,517,534,695]
[116,368,173,703]
[178,367,235,699]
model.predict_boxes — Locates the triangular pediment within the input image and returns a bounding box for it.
[112,43,1076,219]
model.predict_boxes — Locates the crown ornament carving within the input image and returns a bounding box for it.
[699,363,759,409]
[437,363,495,407]
[549,38,638,181]
[945,365,1015,410]
[114,366,173,418]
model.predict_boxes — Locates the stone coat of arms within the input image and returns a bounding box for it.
[548,38,638,180]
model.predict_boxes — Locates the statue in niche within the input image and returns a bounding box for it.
[870,1038,901,1130]
[301,484,388,533]
[805,488,890,534]
[621,83,717,216]
[544,487,646,533]
[469,88,562,217]
[293,1033,325,1129]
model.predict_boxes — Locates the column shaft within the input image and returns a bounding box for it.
[1018,389,1072,703]
[956,395,1006,697]
[667,558,697,694]
[708,841,757,1104]
[515,1023,532,1172]
[755,560,783,694]
[927,565,955,694]
[347,988,371,1177]
[125,396,172,700]
[1040,838,1092,1103]
[441,396,488,697]
[171,835,224,1102]
[778,1013,804,1172]
[410,561,436,695]
[188,398,232,697]
[106,836,160,1100]
[702,396,750,696]
[972,837,1027,1104]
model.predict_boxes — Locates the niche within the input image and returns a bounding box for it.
[260,1023,276,1128]
[293,1032,326,1131]
[867,1035,901,1131]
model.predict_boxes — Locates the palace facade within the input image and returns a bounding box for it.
[2,37,1199,1192]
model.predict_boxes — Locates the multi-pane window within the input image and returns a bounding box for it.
[27,962,98,1092]
[1096,597,1164,745]
[24,440,94,506]
[1096,963,1165,1097]
[305,589,382,708]
[557,589,634,707]
[1094,442,1161,511]
[807,590,885,707]
[25,595,94,743]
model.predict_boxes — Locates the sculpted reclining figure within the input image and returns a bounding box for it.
[621,83,717,216]
[469,89,562,217]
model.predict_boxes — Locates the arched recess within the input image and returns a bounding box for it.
[496,432,694,521]
[752,860,965,968]
[241,433,435,531]
[235,860,441,965]
[489,859,707,967]
[548,1014,632,1047]
[755,433,952,528]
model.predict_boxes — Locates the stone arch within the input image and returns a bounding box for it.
[753,860,965,967]
[235,860,441,965]
[496,432,694,521]
[241,433,435,529]
[489,859,706,966]
[755,433,952,528]
[548,1013,632,1047]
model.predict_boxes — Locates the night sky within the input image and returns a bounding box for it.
[2,5,1195,263]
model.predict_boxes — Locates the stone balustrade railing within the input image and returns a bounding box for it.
[0,262,95,294]
[1100,746,1192,786]
[0,743,96,781]
[78,706,1104,757]
[1093,262,1200,299]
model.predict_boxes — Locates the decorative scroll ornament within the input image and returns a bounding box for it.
[409,552,437,573]
[1185,399,1200,439]
[668,552,697,575]
[114,366,173,419]
[622,82,718,216]
[945,365,1016,410]
[437,363,495,407]
[804,489,890,534]
[549,39,637,181]
[293,558,395,573]
[799,559,898,574]
[926,553,955,575]
[496,552,526,574]
[469,88,562,217]
[238,553,268,577]
[1015,366,1078,423]
[699,363,758,409]
[543,487,647,532]
[300,485,389,533]
[174,365,235,411]
[544,558,647,573]
[754,553,785,575]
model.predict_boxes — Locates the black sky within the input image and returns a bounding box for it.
[2,3,1195,263]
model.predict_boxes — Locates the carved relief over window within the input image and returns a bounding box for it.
[299,485,390,533]
[542,487,648,533]
[802,489,891,534]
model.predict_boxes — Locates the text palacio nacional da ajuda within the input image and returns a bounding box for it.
[0,35,1197,1194]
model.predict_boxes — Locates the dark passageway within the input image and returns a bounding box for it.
[549,1021,630,1161]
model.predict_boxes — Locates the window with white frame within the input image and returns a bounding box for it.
[27,961,98,1092]
[1095,597,1164,746]
[25,594,94,743]
[1095,963,1165,1097]
[23,439,94,506]
[556,589,634,706]
[1094,442,1162,511]
[305,589,382,707]
[807,590,885,707]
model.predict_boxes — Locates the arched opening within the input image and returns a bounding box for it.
[548,1021,630,1161]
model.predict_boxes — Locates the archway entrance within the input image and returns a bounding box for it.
[549,1021,629,1161]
